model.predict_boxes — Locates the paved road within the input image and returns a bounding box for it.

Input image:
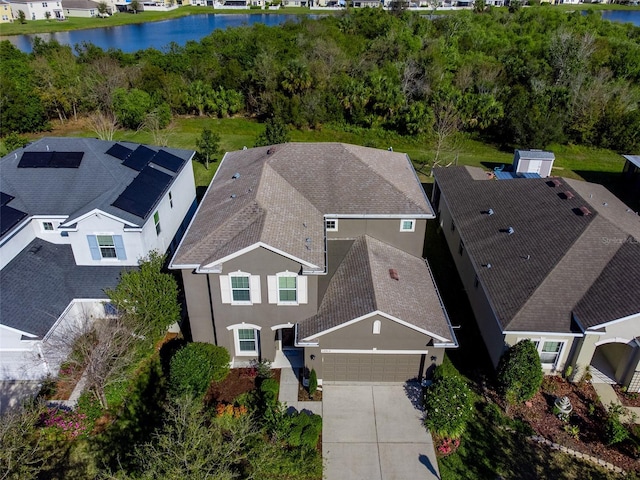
[322,384,440,480]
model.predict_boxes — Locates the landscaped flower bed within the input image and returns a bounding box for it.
[501,376,640,473]
[613,385,640,408]
[204,368,281,405]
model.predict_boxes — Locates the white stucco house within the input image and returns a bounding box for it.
[0,137,196,381]
[10,0,65,20]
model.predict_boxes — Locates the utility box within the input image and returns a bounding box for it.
[513,150,555,178]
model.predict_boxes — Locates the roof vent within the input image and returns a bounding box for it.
[232,172,240,179]
[552,179,562,187]
[483,263,492,269]
[230,194,237,199]
[305,238,311,243]
[487,208,494,216]
[579,206,592,216]
[267,148,275,155]
[29,245,42,254]
[507,227,515,235]
[389,269,399,281]
[564,191,574,200]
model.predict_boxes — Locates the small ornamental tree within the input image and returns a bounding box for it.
[497,339,543,404]
[195,127,221,170]
[308,368,318,398]
[254,117,290,147]
[423,374,474,439]
[169,343,230,399]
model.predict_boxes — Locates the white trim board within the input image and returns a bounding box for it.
[321,349,429,355]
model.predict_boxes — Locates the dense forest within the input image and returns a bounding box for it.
[1,8,639,152]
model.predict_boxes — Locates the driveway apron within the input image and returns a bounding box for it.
[323,385,440,480]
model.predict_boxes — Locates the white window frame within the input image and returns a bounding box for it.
[277,272,297,304]
[228,324,262,357]
[326,219,338,232]
[527,338,565,369]
[373,320,381,335]
[42,221,54,231]
[230,272,251,304]
[154,211,161,235]
[220,272,261,305]
[400,219,415,232]
[97,234,117,259]
[267,272,307,305]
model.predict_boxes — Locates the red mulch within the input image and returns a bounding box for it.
[205,368,281,405]
[499,376,640,473]
[613,385,640,408]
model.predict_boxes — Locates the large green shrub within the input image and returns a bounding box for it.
[497,340,543,404]
[308,369,318,398]
[169,343,230,398]
[423,374,475,439]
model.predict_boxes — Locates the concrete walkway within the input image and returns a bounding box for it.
[592,382,640,423]
[322,385,440,480]
[278,365,323,416]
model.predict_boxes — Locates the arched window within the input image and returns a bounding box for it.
[373,320,381,335]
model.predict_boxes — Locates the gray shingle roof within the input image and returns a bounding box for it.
[434,166,640,333]
[0,137,194,237]
[298,236,454,343]
[171,143,433,270]
[61,0,99,8]
[516,150,555,160]
[0,239,131,338]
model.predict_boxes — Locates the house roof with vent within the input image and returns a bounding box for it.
[434,166,640,334]
[0,137,194,238]
[297,235,455,343]
[171,143,433,272]
[0,239,131,338]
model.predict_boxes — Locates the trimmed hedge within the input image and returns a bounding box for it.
[497,339,543,404]
[169,343,230,398]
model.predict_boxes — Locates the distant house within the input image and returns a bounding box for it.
[433,166,640,391]
[171,143,457,384]
[512,149,555,178]
[0,137,197,380]
[10,0,65,20]
[62,0,105,17]
[1,0,12,21]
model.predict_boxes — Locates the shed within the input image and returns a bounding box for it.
[513,149,555,178]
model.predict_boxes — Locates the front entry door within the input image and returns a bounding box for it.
[281,327,295,349]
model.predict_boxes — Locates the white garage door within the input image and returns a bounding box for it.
[322,353,423,383]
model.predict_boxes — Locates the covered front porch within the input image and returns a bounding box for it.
[587,339,640,392]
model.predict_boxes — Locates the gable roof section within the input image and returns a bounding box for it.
[0,239,130,338]
[171,143,433,270]
[0,137,194,237]
[298,236,454,343]
[574,240,640,329]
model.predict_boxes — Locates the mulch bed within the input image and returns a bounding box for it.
[46,365,85,401]
[205,368,281,405]
[613,385,640,408]
[297,371,322,402]
[498,376,640,473]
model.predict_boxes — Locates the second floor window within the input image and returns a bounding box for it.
[231,275,250,302]
[98,235,117,258]
[43,221,54,231]
[278,275,297,303]
[154,211,161,235]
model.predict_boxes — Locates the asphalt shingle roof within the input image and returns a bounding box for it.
[0,239,131,338]
[298,236,454,343]
[434,166,640,333]
[171,143,433,270]
[0,137,194,236]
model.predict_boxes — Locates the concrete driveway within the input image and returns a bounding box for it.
[322,384,440,480]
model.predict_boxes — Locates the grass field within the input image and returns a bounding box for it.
[15,115,637,210]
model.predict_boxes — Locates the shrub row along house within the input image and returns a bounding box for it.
[0,137,196,381]
[432,166,640,391]
[170,143,458,384]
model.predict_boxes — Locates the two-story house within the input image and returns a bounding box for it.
[432,166,640,391]
[170,143,457,384]
[10,0,65,20]
[0,137,196,380]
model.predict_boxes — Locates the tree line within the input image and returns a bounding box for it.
[1,7,639,152]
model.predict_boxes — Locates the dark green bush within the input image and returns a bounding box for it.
[287,413,322,450]
[169,343,230,398]
[308,369,317,397]
[259,378,280,406]
[497,340,543,404]
[423,374,475,439]
[433,354,460,382]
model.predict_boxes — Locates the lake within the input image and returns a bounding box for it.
[1,13,311,53]
[2,9,638,53]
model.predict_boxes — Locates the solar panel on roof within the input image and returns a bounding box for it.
[112,166,173,219]
[18,151,83,168]
[50,151,83,168]
[1,192,14,206]
[18,152,52,168]
[151,150,186,173]
[123,145,156,171]
[1,205,28,236]
[106,143,133,160]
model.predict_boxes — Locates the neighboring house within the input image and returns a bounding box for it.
[622,154,640,197]
[170,143,457,384]
[1,0,12,21]
[432,166,640,391]
[62,0,105,17]
[0,137,197,381]
[10,0,65,19]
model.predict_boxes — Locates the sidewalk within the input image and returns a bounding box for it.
[278,366,323,416]
[592,382,640,422]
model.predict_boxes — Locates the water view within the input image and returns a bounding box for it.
[2,9,638,53]
[2,13,310,53]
